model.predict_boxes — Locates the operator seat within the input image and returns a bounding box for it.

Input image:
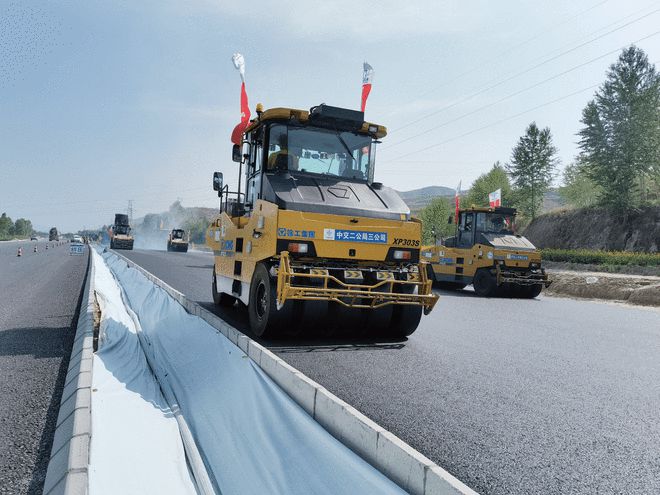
[268,151,299,171]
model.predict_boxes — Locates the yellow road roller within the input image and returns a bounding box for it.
[422,206,551,297]
[167,229,189,253]
[207,104,438,337]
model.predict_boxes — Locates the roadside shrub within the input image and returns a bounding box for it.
[541,248,660,267]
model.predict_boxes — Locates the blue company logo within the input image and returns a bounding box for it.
[220,240,234,251]
[278,228,316,239]
[507,254,528,261]
[326,229,387,244]
[439,257,454,265]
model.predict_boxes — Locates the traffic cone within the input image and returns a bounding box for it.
[46,245,49,250]
[17,247,22,257]
[34,245,38,253]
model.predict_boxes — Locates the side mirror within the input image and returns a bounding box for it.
[232,144,241,162]
[213,172,223,191]
[448,215,453,224]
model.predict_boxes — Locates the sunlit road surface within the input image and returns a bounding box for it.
[118,247,660,495]
[0,242,88,494]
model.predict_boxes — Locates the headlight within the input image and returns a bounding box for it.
[287,242,309,254]
[393,250,412,260]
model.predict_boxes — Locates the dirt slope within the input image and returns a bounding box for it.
[524,206,660,252]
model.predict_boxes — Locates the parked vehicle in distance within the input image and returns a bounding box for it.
[73,235,84,244]
[30,235,38,241]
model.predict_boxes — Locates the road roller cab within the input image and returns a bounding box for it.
[422,206,551,297]
[207,104,438,338]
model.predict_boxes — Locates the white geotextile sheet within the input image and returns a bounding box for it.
[99,248,405,495]
[89,249,197,494]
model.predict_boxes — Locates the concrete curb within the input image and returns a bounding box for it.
[109,248,477,495]
[43,246,95,495]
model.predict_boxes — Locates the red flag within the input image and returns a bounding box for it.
[361,62,374,112]
[231,53,251,144]
[455,181,461,222]
[240,81,250,123]
[488,188,502,207]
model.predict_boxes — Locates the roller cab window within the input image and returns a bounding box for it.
[475,212,515,234]
[265,124,375,182]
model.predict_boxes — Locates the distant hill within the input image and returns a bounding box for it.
[396,186,456,212]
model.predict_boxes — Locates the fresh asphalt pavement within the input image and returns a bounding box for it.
[117,247,660,495]
[0,241,88,494]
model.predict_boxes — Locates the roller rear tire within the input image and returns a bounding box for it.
[473,269,497,297]
[388,285,422,337]
[521,284,543,299]
[435,281,468,291]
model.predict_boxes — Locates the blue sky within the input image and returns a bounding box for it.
[1,0,659,232]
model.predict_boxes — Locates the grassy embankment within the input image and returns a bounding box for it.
[541,248,660,267]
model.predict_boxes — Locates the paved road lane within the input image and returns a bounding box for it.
[117,248,660,495]
[0,242,88,494]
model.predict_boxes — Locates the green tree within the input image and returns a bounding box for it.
[13,218,33,238]
[0,213,14,240]
[419,197,454,245]
[464,161,513,208]
[559,160,601,208]
[578,46,660,209]
[507,122,558,219]
[183,217,209,244]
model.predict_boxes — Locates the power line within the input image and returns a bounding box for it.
[387,6,660,135]
[382,29,660,151]
[380,83,600,165]
[391,0,612,107]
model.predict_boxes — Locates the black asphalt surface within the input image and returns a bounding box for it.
[117,248,660,495]
[0,241,88,494]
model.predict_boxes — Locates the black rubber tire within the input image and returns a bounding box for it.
[435,281,468,291]
[212,272,236,306]
[248,263,292,338]
[473,268,497,297]
[167,243,171,252]
[110,240,114,249]
[388,285,422,337]
[521,284,543,299]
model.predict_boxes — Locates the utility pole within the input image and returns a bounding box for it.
[127,200,134,224]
